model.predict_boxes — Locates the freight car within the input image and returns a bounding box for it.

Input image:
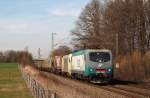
[46,49,113,83]
[61,54,72,76]
[47,56,63,74]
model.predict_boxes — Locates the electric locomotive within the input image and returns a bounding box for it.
[71,49,113,83]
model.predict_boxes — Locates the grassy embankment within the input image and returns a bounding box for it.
[0,63,33,98]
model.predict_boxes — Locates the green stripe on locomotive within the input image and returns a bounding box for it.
[84,66,113,76]
[84,66,113,81]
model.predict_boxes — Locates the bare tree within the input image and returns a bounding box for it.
[145,0,150,50]
[51,45,71,56]
[0,50,33,65]
[71,0,107,49]
[71,0,150,56]
[104,0,150,55]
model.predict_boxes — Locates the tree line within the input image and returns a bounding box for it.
[70,0,150,81]
[0,50,33,65]
[71,0,150,57]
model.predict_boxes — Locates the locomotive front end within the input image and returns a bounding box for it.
[85,50,113,83]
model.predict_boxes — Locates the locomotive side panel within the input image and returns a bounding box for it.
[71,50,86,75]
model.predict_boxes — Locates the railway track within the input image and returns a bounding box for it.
[100,85,150,98]
[128,83,150,91]
[41,71,150,98]
[89,80,150,98]
[99,86,149,98]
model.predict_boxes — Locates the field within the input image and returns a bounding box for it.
[0,63,33,98]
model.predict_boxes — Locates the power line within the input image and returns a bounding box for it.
[25,46,28,53]
[38,48,41,59]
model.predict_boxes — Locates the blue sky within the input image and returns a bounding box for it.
[0,0,90,58]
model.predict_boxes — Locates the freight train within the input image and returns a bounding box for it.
[41,49,113,83]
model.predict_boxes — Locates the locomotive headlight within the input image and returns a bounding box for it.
[108,69,111,72]
[90,69,93,72]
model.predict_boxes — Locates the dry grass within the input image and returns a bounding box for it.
[115,51,150,81]
[23,66,128,98]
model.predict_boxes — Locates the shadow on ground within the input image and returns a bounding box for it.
[96,79,139,86]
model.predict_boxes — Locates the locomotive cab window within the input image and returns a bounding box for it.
[89,52,110,63]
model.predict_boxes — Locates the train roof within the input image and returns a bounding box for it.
[72,49,111,53]
[54,49,112,57]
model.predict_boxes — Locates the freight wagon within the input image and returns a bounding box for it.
[62,54,72,76]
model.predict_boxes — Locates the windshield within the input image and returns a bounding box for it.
[89,52,110,62]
